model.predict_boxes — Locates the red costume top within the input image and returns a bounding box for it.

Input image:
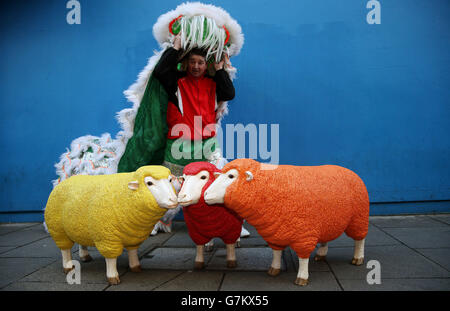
[153,47,235,141]
[166,74,217,140]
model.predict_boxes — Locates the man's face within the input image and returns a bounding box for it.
[187,54,207,78]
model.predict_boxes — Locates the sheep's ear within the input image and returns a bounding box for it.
[245,171,253,181]
[128,180,139,190]
[213,172,221,178]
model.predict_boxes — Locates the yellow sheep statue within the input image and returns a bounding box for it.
[44,165,178,285]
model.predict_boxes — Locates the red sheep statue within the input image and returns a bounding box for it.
[178,162,243,269]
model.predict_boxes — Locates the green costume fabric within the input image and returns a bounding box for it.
[164,136,218,167]
[117,72,219,173]
[117,74,169,173]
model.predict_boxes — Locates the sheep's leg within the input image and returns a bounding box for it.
[61,249,75,274]
[314,243,328,261]
[236,237,241,248]
[127,248,141,272]
[105,257,120,285]
[79,245,92,262]
[267,249,282,276]
[295,258,309,286]
[194,245,205,270]
[351,239,365,265]
[226,243,237,268]
[205,239,214,252]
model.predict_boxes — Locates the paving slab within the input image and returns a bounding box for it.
[0,225,49,247]
[236,236,268,248]
[164,222,266,249]
[207,247,285,272]
[1,215,449,291]
[0,221,170,258]
[194,235,268,249]
[428,214,450,225]
[0,236,62,258]
[327,224,400,248]
[415,248,450,271]
[0,257,55,289]
[340,278,450,291]
[326,245,450,280]
[163,232,197,248]
[141,247,214,270]
[106,269,184,291]
[0,223,40,236]
[154,270,224,291]
[141,231,176,253]
[0,246,16,255]
[287,248,331,272]
[20,251,129,284]
[381,227,450,249]
[22,230,174,261]
[369,215,448,228]
[219,271,341,291]
[1,281,108,291]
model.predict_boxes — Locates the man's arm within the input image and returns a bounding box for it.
[214,54,235,102]
[153,34,183,100]
[153,47,181,97]
[214,69,235,101]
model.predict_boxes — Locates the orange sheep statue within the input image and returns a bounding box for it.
[204,158,370,286]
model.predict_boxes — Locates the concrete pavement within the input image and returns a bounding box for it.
[1,214,449,291]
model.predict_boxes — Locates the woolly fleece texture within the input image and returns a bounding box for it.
[220,159,370,258]
[183,162,243,245]
[45,166,171,258]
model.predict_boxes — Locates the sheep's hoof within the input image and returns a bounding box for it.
[194,261,204,270]
[294,278,308,286]
[314,255,326,262]
[130,265,142,273]
[80,254,93,262]
[267,267,280,276]
[63,266,75,274]
[107,276,121,285]
[351,257,364,266]
[226,260,237,268]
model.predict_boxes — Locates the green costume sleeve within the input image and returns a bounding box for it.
[117,74,169,173]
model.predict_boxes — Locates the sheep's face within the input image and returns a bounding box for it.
[128,176,178,209]
[204,168,245,204]
[177,170,210,206]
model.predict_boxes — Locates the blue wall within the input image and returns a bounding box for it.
[1,0,449,222]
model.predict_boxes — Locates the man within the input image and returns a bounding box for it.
[153,34,235,175]
[151,35,250,241]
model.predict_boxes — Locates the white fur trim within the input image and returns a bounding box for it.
[52,2,241,188]
[176,86,184,116]
[153,2,244,57]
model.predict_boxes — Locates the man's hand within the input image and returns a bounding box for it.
[214,53,230,71]
[173,34,182,50]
